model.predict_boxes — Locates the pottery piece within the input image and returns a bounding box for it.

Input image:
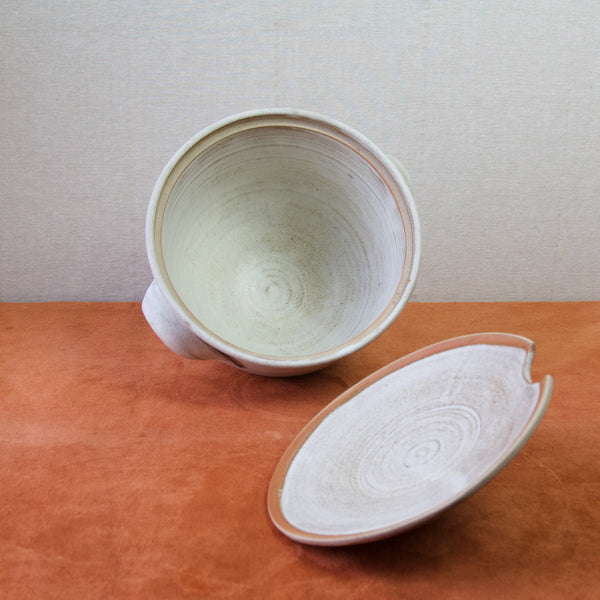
[143,109,420,376]
[268,333,553,545]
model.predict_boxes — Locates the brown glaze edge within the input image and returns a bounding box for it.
[266,332,553,546]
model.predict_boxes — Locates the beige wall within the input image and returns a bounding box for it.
[2,1,598,301]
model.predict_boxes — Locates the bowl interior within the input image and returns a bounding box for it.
[160,124,407,358]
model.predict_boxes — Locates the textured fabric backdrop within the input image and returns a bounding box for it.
[1,301,598,598]
[1,1,599,301]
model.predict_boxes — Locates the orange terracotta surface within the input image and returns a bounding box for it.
[1,301,598,599]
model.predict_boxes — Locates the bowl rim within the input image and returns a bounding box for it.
[145,108,421,370]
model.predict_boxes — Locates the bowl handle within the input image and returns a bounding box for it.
[388,156,413,192]
[142,279,237,364]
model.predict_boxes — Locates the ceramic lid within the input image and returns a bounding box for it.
[267,333,553,546]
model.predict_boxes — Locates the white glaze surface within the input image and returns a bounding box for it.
[154,114,414,364]
[279,344,541,536]
[144,110,420,374]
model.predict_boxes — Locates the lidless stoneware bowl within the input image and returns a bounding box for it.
[142,109,420,376]
[268,333,553,546]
